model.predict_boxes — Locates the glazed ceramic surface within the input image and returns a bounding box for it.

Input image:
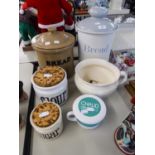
[31,30,75,77]
[74,58,127,98]
[67,94,106,129]
[31,69,68,106]
[30,102,63,140]
[76,6,118,61]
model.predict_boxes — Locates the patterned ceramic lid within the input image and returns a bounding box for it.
[76,6,118,34]
[33,66,65,87]
[73,94,106,124]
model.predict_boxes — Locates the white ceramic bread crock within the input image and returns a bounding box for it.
[74,58,127,98]
[76,6,118,61]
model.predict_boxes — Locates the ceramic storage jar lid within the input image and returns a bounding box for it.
[31,102,60,128]
[76,6,118,34]
[31,30,75,50]
[73,94,106,124]
[33,66,65,87]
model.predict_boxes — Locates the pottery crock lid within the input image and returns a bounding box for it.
[76,6,118,34]
[31,30,75,50]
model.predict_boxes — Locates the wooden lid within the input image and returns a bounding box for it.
[31,30,75,50]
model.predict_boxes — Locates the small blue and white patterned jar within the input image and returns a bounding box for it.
[67,94,106,129]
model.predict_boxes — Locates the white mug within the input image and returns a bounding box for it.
[67,94,107,129]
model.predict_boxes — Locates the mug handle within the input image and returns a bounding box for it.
[67,111,77,122]
[119,71,127,85]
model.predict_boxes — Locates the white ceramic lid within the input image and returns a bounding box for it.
[76,6,118,34]
[73,94,106,124]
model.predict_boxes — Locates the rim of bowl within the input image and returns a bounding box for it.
[75,58,121,87]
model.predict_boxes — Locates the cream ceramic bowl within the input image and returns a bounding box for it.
[74,58,127,98]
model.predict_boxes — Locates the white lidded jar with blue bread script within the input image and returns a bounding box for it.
[67,94,106,129]
[76,0,118,61]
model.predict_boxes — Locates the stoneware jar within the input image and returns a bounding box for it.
[74,58,127,98]
[76,6,118,61]
[30,102,63,140]
[31,30,75,78]
[31,66,68,106]
[67,94,106,129]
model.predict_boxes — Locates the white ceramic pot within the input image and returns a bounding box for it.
[31,68,68,106]
[67,94,106,129]
[74,58,127,98]
[30,102,63,140]
[76,6,118,61]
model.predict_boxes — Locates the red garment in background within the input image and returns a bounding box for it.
[22,0,73,30]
